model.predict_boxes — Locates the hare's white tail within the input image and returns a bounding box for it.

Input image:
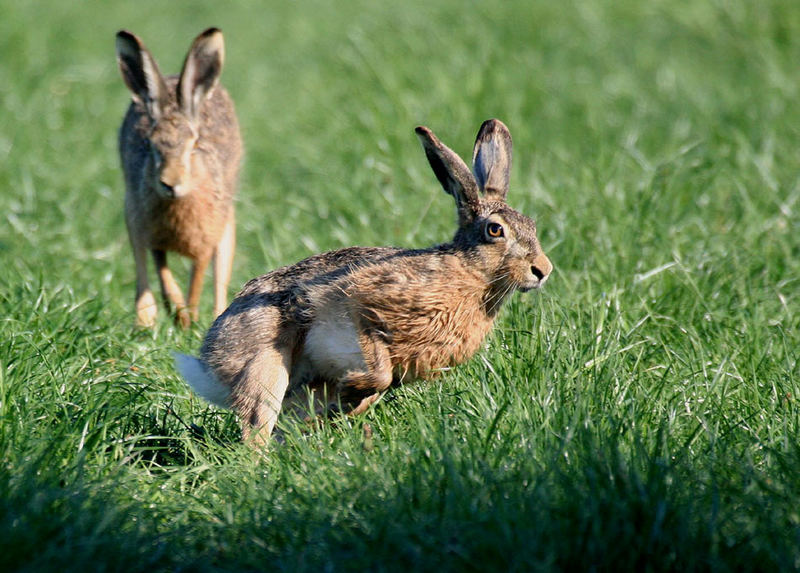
[173,352,231,408]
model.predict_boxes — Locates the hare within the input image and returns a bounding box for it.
[175,119,552,447]
[116,28,242,328]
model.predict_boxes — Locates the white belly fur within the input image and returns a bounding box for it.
[301,315,365,380]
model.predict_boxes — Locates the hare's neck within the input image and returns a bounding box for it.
[482,282,516,317]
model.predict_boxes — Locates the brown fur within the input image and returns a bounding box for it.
[176,120,552,446]
[117,28,242,327]
[341,252,496,380]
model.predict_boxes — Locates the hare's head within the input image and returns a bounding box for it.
[116,28,225,199]
[416,120,552,298]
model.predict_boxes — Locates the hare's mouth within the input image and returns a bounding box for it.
[518,276,548,292]
[158,182,178,198]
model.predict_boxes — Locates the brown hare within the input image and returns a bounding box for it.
[116,28,242,328]
[175,119,552,447]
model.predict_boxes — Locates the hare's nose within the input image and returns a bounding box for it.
[531,253,553,282]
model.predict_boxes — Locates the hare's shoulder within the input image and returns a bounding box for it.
[342,249,495,373]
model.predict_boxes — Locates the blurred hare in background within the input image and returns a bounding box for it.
[117,28,242,328]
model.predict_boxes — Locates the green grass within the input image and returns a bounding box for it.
[1,0,800,570]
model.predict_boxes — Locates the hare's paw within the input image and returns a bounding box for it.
[135,290,158,328]
[174,305,192,329]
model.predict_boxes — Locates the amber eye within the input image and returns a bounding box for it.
[486,222,504,239]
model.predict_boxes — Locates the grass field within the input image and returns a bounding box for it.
[1,0,799,570]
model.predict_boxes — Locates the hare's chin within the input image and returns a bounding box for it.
[518,278,546,293]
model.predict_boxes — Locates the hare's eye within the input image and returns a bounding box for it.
[486,222,504,239]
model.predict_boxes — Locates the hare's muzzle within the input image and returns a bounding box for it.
[522,252,553,291]
[158,174,189,199]
[156,154,192,199]
[157,181,177,198]
[157,181,190,199]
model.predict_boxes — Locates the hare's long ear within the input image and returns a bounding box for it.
[116,30,168,120]
[472,119,512,202]
[416,126,481,224]
[178,28,224,123]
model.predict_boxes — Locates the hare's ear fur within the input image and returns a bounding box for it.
[472,119,512,202]
[416,126,480,223]
[115,30,168,120]
[177,28,225,123]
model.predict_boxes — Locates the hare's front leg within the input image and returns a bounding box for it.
[339,325,393,415]
[152,249,189,326]
[231,346,293,448]
[185,254,212,326]
[212,210,235,318]
[131,239,158,327]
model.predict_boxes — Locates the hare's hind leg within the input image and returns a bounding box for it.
[212,210,235,318]
[152,250,190,328]
[231,346,292,448]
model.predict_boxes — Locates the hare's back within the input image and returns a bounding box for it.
[153,76,241,166]
[118,77,239,168]
[196,86,241,158]
[236,246,403,298]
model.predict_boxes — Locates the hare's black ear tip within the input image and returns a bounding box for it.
[195,28,225,52]
[415,126,436,144]
[115,31,139,53]
[197,28,224,43]
[481,118,509,132]
[414,125,436,146]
